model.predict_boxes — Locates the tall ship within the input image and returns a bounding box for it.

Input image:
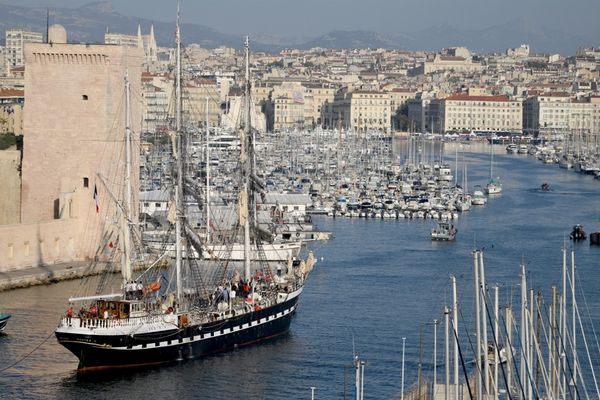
[54,14,316,371]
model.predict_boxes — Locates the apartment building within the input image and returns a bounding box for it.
[273,82,308,131]
[388,88,416,130]
[0,88,24,135]
[422,54,483,74]
[184,79,221,127]
[104,24,158,64]
[440,94,523,133]
[5,28,43,69]
[523,93,600,135]
[324,90,391,133]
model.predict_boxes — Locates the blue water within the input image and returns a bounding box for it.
[1,143,599,399]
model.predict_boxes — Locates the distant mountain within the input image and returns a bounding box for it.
[408,19,592,54]
[0,2,595,55]
[297,30,404,50]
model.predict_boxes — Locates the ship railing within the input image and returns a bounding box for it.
[60,313,178,330]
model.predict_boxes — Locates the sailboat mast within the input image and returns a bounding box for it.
[452,275,459,400]
[490,142,494,180]
[174,3,183,304]
[243,36,251,281]
[123,69,133,282]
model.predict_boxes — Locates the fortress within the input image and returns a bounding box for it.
[0,25,144,270]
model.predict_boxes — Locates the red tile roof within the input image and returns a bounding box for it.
[0,89,24,97]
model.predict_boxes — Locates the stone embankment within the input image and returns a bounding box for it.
[0,261,111,292]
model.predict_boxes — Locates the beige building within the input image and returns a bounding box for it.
[440,94,523,133]
[252,82,275,131]
[269,82,335,131]
[5,28,43,69]
[273,82,308,131]
[0,26,145,269]
[104,24,158,64]
[0,88,24,135]
[423,54,483,74]
[142,82,169,132]
[325,90,392,133]
[523,93,600,136]
[184,79,221,128]
[306,84,335,128]
[388,88,416,130]
[506,44,530,57]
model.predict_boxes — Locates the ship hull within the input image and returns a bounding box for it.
[0,314,10,332]
[56,291,301,371]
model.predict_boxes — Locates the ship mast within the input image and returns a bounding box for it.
[174,2,183,304]
[115,68,135,286]
[242,36,251,281]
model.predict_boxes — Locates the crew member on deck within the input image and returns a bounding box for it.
[66,305,74,324]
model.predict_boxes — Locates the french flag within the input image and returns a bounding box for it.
[93,184,99,213]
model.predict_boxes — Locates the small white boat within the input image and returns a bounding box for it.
[484,178,502,195]
[431,221,457,241]
[471,190,487,205]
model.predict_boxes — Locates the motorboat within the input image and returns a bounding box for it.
[570,224,586,241]
[431,221,457,241]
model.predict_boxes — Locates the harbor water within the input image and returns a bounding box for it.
[1,142,599,399]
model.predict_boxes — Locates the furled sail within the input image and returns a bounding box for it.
[238,189,248,226]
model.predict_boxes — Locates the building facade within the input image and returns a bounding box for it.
[5,28,43,69]
[523,94,600,136]
[323,90,391,133]
[0,88,24,135]
[440,94,523,133]
[104,24,158,65]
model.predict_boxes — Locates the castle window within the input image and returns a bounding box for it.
[82,95,88,100]
[83,177,89,188]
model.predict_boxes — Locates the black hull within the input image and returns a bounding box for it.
[56,294,300,371]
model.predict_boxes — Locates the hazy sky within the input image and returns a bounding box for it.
[3,0,600,39]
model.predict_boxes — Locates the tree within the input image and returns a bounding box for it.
[0,132,17,150]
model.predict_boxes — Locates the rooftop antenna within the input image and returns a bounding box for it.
[46,8,49,43]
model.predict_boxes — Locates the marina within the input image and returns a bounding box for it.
[1,141,599,399]
[1,2,600,399]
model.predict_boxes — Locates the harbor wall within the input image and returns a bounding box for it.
[0,218,83,271]
[0,186,114,271]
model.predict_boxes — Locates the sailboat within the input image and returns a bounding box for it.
[484,142,502,195]
[55,13,316,371]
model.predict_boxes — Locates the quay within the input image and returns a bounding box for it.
[0,261,108,292]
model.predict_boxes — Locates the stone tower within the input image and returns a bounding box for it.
[21,25,144,258]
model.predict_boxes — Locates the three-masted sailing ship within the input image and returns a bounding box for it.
[55,13,316,371]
